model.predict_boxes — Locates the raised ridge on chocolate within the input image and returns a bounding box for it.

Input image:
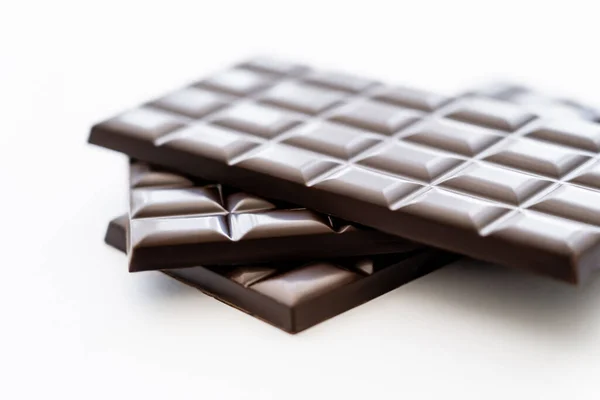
[127,161,422,272]
[105,215,456,333]
[90,57,600,283]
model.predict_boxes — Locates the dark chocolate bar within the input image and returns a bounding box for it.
[105,215,456,333]
[127,161,421,272]
[90,58,600,283]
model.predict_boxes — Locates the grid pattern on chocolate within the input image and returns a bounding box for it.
[127,161,421,271]
[130,161,336,247]
[92,58,600,282]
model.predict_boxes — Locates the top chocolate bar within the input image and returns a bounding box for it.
[89,57,600,284]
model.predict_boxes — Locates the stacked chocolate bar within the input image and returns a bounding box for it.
[89,57,600,333]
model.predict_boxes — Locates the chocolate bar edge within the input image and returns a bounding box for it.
[130,229,422,272]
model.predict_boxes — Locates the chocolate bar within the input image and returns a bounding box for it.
[127,161,421,272]
[105,215,456,333]
[90,57,600,283]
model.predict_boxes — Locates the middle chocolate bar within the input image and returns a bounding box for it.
[127,161,422,272]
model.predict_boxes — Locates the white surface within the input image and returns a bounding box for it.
[2,1,600,399]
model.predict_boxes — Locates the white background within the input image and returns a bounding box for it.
[2,1,600,399]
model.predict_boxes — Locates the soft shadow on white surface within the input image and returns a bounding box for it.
[402,258,600,340]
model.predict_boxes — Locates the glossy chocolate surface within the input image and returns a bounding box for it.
[105,216,456,333]
[90,58,600,283]
[127,161,421,272]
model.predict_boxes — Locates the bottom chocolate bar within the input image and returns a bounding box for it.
[105,215,457,333]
